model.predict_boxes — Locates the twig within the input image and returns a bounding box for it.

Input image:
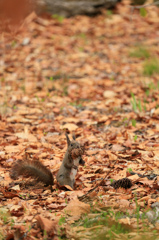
[129,1,159,25]
[131,1,159,9]
[18,223,36,240]
[78,160,118,201]
[19,214,38,240]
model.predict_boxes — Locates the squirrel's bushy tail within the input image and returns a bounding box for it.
[10,160,54,186]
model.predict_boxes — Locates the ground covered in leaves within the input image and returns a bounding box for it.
[1,1,159,239]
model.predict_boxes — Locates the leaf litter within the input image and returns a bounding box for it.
[1,0,159,239]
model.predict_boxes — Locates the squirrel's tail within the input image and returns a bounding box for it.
[10,160,54,186]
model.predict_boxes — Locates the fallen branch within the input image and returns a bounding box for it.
[78,159,118,202]
[131,0,159,9]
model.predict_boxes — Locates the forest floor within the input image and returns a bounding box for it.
[1,1,159,239]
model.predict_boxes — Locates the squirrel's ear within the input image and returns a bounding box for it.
[65,133,71,146]
[72,133,76,140]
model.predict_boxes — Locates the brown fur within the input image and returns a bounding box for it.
[10,160,54,186]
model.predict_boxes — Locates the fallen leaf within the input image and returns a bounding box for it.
[103,90,116,98]
[60,123,78,131]
[64,199,90,217]
[36,215,58,235]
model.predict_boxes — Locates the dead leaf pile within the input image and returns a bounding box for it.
[1,0,159,239]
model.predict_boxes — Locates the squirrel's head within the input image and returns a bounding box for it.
[66,133,80,149]
[65,133,85,165]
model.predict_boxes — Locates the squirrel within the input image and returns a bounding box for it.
[10,133,85,189]
[56,133,85,189]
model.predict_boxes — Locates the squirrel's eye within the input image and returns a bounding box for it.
[70,143,73,147]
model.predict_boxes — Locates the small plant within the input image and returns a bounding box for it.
[77,32,88,45]
[52,14,64,23]
[148,82,156,90]
[131,119,136,127]
[11,40,17,48]
[106,10,113,17]
[48,74,62,80]
[35,96,40,102]
[131,93,143,112]
[21,85,26,93]
[78,46,84,52]
[43,229,47,240]
[143,58,159,76]
[59,216,66,226]
[72,206,159,240]
[143,100,147,111]
[127,168,133,173]
[122,117,128,122]
[79,33,86,39]
[121,117,128,127]
[140,7,147,17]
[1,78,5,82]
[137,99,142,112]
[130,46,150,59]
[135,196,140,232]
[0,231,4,239]
[62,86,68,96]
[131,93,137,112]
[10,218,15,227]
[3,215,8,224]
[134,135,138,141]
[50,76,54,81]
[145,89,150,97]
[0,209,10,225]
[70,101,83,108]
[110,179,114,184]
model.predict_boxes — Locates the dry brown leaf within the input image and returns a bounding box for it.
[15,132,37,142]
[103,90,116,98]
[118,217,131,225]
[4,146,17,153]
[36,215,58,235]
[64,199,90,217]
[60,123,78,131]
